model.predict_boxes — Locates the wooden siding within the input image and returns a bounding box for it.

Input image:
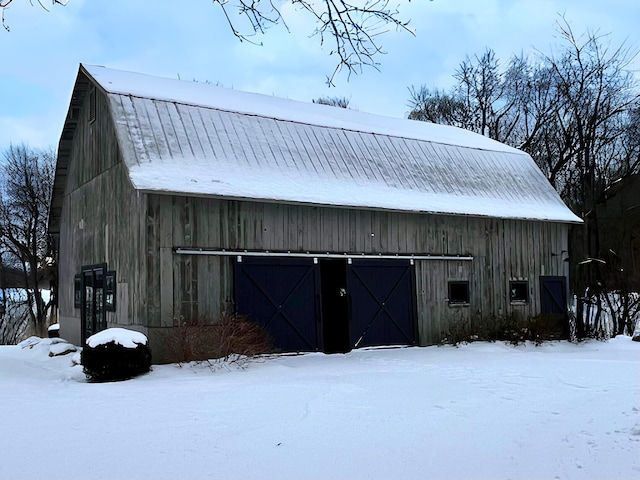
[147,194,569,343]
[57,85,149,343]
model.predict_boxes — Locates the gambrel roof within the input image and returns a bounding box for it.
[52,64,582,229]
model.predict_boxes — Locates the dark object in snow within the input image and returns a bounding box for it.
[632,324,640,342]
[48,324,60,338]
[49,342,77,357]
[81,341,152,382]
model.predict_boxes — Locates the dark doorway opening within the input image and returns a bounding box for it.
[320,259,350,353]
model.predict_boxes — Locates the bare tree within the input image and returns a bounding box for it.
[408,86,472,127]
[0,144,56,338]
[408,22,639,215]
[542,21,639,216]
[1,0,413,83]
[312,96,351,108]
[407,21,640,339]
[614,105,640,179]
[0,288,30,344]
[408,50,530,144]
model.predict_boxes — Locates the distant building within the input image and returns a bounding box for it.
[49,65,582,361]
[595,174,640,288]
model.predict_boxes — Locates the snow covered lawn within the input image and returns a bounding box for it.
[1,338,638,480]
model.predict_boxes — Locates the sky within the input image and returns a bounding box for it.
[1,0,639,153]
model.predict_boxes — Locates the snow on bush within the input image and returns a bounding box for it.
[48,341,78,357]
[82,328,151,382]
[17,336,44,349]
[86,327,148,349]
[17,336,79,359]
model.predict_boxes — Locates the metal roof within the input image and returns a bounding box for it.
[52,65,583,229]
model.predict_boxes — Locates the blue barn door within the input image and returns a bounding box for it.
[347,259,417,348]
[539,276,568,316]
[539,275,569,339]
[235,257,321,352]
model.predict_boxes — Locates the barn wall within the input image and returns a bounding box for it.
[146,195,569,344]
[416,218,569,344]
[57,84,148,344]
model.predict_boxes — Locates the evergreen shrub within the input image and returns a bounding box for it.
[82,340,152,382]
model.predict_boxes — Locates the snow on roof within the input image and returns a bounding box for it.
[84,64,518,154]
[82,64,582,223]
[86,328,148,348]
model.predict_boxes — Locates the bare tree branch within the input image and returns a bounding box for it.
[3,0,413,80]
[210,0,414,84]
[1,0,67,31]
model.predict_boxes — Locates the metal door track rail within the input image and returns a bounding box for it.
[174,248,473,262]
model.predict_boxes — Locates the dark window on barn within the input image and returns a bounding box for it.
[74,274,82,309]
[89,86,96,123]
[448,281,470,305]
[81,264,107,341]
[510,281,529,303]
[105,271,116,311]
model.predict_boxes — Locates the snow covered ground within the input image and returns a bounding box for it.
[1,337,638,480]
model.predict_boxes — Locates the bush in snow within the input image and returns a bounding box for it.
[18,336,78,357]
[165,314,274,366]
[82,328,152,382]
[441,312,567,346]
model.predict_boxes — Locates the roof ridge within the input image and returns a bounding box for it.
[82,63,523,155]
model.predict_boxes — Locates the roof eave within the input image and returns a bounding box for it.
[48,66,92,235]
[134,187,584,225]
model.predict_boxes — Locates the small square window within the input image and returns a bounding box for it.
[510,281,528,303]
[448,281,470,304]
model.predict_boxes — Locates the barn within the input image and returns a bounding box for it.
[49,64,582,361]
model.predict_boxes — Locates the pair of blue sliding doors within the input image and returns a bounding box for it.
[234,257,417,353]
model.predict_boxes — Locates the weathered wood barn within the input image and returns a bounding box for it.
[49,64,582,361]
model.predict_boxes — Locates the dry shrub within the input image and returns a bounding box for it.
[527,314,567,343]
[441,312,568,346]
[165,314,274,367]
